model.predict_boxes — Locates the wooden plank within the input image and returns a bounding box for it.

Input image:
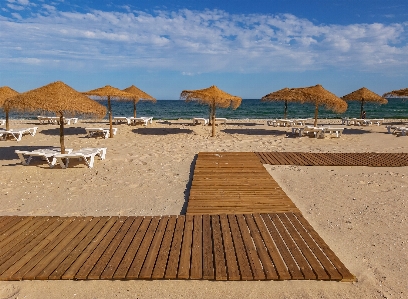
[293,213,356,281]
[177,215,193,279]
[0,217,22,235]
[165,216,185,279]
[21,217,92,280]
[0,217,34,245]
[219,214,240,281]
[202,214,214,280]
[87,217,134,280]
[6,217,75,281]
[113,217,152,279]
[211,215,227,281]
[50,217,110,280]
[126,216,160,279]
[190,215,203,279]
[62,217,118,280]
[151,216,177,279]
[100,217,141,279]
[277,214,329,280]
[75,217,124,280]
[244,214,279,280]
[260,214,303,279]
[35,217,101,280]
[285,213,342,280]
[138,217,169,279]
[227,214,253,280]
[0,217,57,277]
[236,215,265,280]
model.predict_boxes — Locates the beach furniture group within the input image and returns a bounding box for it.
[38,116,78,125]
[341,117,384,126]
[15,147,106,168]
[85,128,117,139]
[291,125,344,138]
[267,118,310,127]
[192,117,227,125]
[386,125,408,136]
[113,116,153,126]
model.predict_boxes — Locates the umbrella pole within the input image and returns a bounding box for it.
[211,101,216,137]
[133,100,137,118]
[59,114,66,154]
[284,100,288,119]
[360,100,364,118]
[314,104,319,126]
[108,96,113,138]
[208,106,212,125]
[5,109,9,131]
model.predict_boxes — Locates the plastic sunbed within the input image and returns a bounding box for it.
[192,118,208,125]
[0,127,38,141]
[53,147,107,168]
[85,128,117,139]
[15,147,73,167]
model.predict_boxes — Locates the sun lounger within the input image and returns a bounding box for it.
[192,118,208,125]
[38,116,58,124]
[321,127,344,138]
[56,117,78,125]
[53,147,107,168]
[370,119,384,126]
[0,127,38,141]
[387,126,408,136]
[85,128,117,139]
[0,119,5,126]
[215,118,227,125]
[267,119,294,127]
[128,116,153,126]
[292,126,325,138]
[386,125,400,134]
[113,117,131,125]
[15,147,73,167]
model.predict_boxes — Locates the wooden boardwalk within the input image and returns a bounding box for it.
[256,152,408,167]
[187,152,299,215]
[0,214,355,281]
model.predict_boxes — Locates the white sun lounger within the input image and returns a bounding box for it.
[113,117,131,125]
[192,118,208,125]
[387,126,408,136]
[85,128,117,139]
[0,119,5,126]
[128,117,153,126]
[321,127,344,138]
[38,116,58,124]
[53,147,107,168]
[15,148,73,167]
[215,118,227,125]
[292,126,325,138]
[386,125,400,134]
[0,127,38,141]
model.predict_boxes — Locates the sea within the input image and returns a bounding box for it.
[1,98,407,120]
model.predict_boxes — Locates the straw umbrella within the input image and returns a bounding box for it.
[180,85,242,137]
[262,87,296,119]
[4,81,106,153]
[342,87,387,118]
[262,85,347,126]
[122,85,156,118]
[83,85,137,138]
[0,86,19,130]
[382,88,408,98]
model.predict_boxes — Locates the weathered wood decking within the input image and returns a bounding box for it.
[0,214,354,281]
[0,152,359,282]
[187,152,299,215]
[256,152,408,167]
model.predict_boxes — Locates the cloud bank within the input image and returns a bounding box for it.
[1,3,408,75]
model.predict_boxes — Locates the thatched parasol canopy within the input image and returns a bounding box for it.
[342,87,387,118]
[262,87,304,119]
[122,85,156,118]
[262,85,347,126]
[83,85,137,138]
[5,81,106,153]
[0,86,19,130]
[180,85,242,137]
[382,88,408,98]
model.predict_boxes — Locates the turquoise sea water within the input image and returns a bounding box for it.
[1,98,407,120]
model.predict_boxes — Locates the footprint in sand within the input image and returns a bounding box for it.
[0,284,20,299]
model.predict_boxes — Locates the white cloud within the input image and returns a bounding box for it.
[0,7,407,74]
[7,4,25,11]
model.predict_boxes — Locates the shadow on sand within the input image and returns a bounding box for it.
[180,154,197,215]
[222,128,288,136]
[132,128,194,135]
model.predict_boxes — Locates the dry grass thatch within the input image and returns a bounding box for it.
[180,85,242,109]
[262,84,347,113]
[83,85,137,100]
[0,86,19,107]
[342,87,388,104]
[382,88,408,98]
[123,85,156,103]
[4,81,106,117]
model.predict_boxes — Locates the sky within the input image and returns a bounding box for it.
[1,0,408,99]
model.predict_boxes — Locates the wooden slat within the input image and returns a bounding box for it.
[190,215,203,279]
[202,214,214,280]
[177,215,193,279]
[219,214,240,281]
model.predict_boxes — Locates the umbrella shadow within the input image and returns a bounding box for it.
[341,128,373,135]
[222,128,288,136]
[156,120,196,126]
[225,122,261,126]
[180,154,197,215]
[39,127,86,136]
[132,128,194,135]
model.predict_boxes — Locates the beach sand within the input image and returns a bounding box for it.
[0,118,407,298]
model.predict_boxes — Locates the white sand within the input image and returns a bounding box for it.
[0,118,407,298]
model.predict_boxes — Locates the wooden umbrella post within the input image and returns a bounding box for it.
[108,96,113,138]
[133,100,137,118]
[314,103,319,127]
[284,100,288,119]
[360,99,364,118]
[59,113,66,154]
[211,101,216,137]
[5,109,9,131]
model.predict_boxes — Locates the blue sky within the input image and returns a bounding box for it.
[1,0,407,99]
